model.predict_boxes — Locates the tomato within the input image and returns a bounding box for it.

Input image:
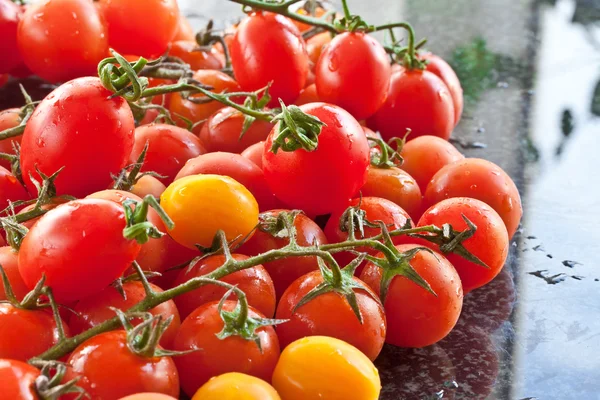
[119,394,177,400]
[424,158,522,239]
[0,166,29,212]
[173,300,280,396]
[0,246,29,302]
[18,199,141,303]
[316,32,391,120]
[0,108,22,170]
[0,359,41,399]
[19,198,69,230]
[20,77,135,198]
[421,52,464,125]
[0,303,69,361]
[306,32,331,66]
[161,174,259,249]
[361,167,423,221]
[290,7,327,32]
[241,141,265,168]
[231,12,308,106]
[294,83,320,106]
[0,73,7,87]
[368,68,455,141]
[17,0,108,83]
[169,40,223,70]
[175,152,277,211]
[0,0,22,74]
[172,15,195,42]
[360,244,463,348]
[263,103,370,216]
[417,197,509,293]
[198,107,274,153]
[193,373,280,400]
[400,135,464,192]
[272,336,381,400]
[130,123,206,185]
[173,254,276,319]
[99,0,179,57]
[324,197,414,276]
[64,330,179,399]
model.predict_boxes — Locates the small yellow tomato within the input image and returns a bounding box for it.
[161,175,259,249]
[192,372,281,400]
[118,394,177,400]
[272,336,381,400]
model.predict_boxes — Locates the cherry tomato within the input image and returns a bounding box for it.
[241,141,265,168]
[360,244,463,348]
[145,77,175,107]
[424,158,522,239]
[306,31,331,66]
[175,152,277,211]
[173,300,280,396]
[161,174,259,249]
[0,359,41,399]
[172,15,196,42]
[169,40,223,70]
[99,0,179,57]
[316,32,391,120]
[272,336,381,400]
[400,135,464,192]
[17,0,108,83]
[0,166,29,212]
[198,107,274,153]
[231,12,309,106]
[20,77,135,198]
[0,0,22,74]
[263,103,370,216]
[368,68,455,141]
[64,330,179,399]
[421,52,464,125]
[417,197,509,293]
[294,83,320,106]
[19,197,69,230]
[0,246,29,302]
[130,123,206,185]
[18,199,141,302]
[119,394,177,400]
[0,108,22,170]
[290,7,328,32]
[129,175,166,199]
[193,372,281,400]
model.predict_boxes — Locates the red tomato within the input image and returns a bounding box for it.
[360,244,463,348]
[99,0,179,57]
[18,199,141,303]
[0,0,22,74]
[424,158,522,239]
[0,359,41,399]
[290,7,328,32]
[400,135,464,192]
[263,103,370,216]
[231,12,308,106]
[306,31,331,66]
[294,83,320,106]
[368,68,455,141]
[276,270,386,361]
[173,254,276,319]
[0,246,29,302]
[0,166,29,212]
[130,123,207,185]
[147,77,175,107]
[19,197,69,230]
[20,77,135,198]
[421,52,463,125]
[119,394,177,400]
[417,198,509,293]
[0,73,7,87]
[199,107,274,153]
[316,32,391,120]
[0,303,70,361]
[64,330,180,399]
[172,15,195,42]
[241,141,265,168]
[169,40,223,70]
[17,0,108,83]
[0,108,22,170]
[131,175,167,199]
[175,152,277,211]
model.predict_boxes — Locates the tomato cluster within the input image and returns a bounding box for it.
[0,0,522,399]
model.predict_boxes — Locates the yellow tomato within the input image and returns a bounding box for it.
[118,394,177,400]
[272,336,381,400]
[161,175,259,249]
[192,372,281,400]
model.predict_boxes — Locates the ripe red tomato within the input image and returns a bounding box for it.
[360,244,463,348]
[0,73,7,87]
[418,198,509,293]
[263,103,370,216]
[18,199,141,303]
[169,40,223,71]
[173,300,280,396]
[231,12,309,106]
[172,15,195,42]
[276,270,386,361]
[20,77,135,198]
[421,52,464,125]
[131,175,167,199]
[241,141,265,168]
[19,197,69,230]
[0,108,22,170]
[294,83,320,106]
[424,158,522,239]
[0,359,41,399]
[64,330,180,399]
[316,32,391,120]
[0,246,29,302]
[306,31,331,66]
[173,254,276,319]
[0,0,22,74]
[99,0,179,57]
[368,68,455,141]
[17,0,108,83]
[0,166,29,212]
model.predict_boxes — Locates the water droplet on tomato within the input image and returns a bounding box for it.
[328,52,340,72]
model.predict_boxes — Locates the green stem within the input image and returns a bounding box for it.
[341,0,351,20]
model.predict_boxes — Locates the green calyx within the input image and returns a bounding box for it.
[30,360,89,400]
[112,142,166,192]
[257,210,302,240]
[270,100,325,153]
[122,195,175,245]
[98,50,149,102]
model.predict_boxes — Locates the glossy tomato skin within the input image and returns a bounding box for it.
[418,198,509,293]
[263,103,370,216]
[0,165,29,211]
[424,158,522,239]
[169,40,223,70]
[231,12,308,106]
[241,141,265,168]
[294,83,319,106]
[360,244,463,348]
[368,69,455,141]
[131,175,167,199]
[119,394,177,400]
[0,0,22,74]
[316,32,391,120]
[17,0,108,83]
[421,52,464,125]
[64,330,180,399]
[306,31,331,66]
[0,359,40,400]
[193,372,281,400]
[173,301,280,397]
[0,246,29,302]
[19,198,68,230]
[173,254,276,319]
[18,199,141,303]
[20,77,135,198]
[0,108,22,170]
[172,15,195,42]
[239,209,327,298]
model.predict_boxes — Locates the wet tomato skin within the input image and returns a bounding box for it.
[0,165,29,211]
[169,40,223,70]
[0,108,22,169]
[241,141,265,168]
[0,359,41,399]
[192,372,281,400]
[0,0,23,74]
[0,246,29,302]
[421,52,464,125]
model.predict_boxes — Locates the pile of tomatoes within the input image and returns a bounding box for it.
[0,0,522,399]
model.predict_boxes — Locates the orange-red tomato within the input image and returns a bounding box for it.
[241,141,265,168]
[119,394,177,400]
[18,198,68,230]
[130,175,167,199]
[290,7,327,32]
[0,246,28,302]
[193,372,281,400]
[0,359,41,399]
[0,165,29,212]
[294,83,320,106]
[169,40,223,70]
[306,31,331,65]
[0,108,21,170]
[421,52,464,125]
[172,15,195,42]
